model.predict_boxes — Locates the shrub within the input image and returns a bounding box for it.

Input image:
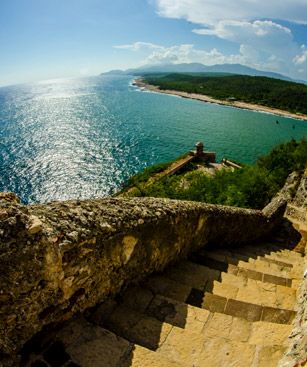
[129,139,307,209]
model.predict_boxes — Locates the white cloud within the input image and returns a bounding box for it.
[116,42,261,68]
[114,2,307,80]
[152,1,307,79]
[145,44,230,65]
[113,42,163,51]
[114,40,307,79]
[293,46,307,65]
[155,0,307,26]
[294,52,307,65]
[193,19,298,74]
[193,20,293,53]
[142,43,293,74]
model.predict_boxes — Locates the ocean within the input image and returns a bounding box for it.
[0,75,306,204]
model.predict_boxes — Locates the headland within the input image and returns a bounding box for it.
[134,78,307,122]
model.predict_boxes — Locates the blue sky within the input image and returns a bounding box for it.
[1,0,307,86]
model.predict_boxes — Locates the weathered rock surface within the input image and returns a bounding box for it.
[279,171,307,367]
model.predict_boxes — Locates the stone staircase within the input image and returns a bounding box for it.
[22,239,305,367]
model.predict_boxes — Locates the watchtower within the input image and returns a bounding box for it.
[195,142,204,157]
[193,141,216,163]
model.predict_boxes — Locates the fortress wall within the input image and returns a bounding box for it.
[0,186,291,358]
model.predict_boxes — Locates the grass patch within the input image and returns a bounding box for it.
[125,139,307,209]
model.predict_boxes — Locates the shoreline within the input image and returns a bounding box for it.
[133,78,307,122]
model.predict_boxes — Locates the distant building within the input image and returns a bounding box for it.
[193,142,216,163]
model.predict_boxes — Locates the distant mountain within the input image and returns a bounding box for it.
[101,63,293,82]
[202,64,293,81]
[102,69,127,75]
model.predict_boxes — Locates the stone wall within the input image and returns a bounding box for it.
[278,271,307,367]
[0,182,293,360]
[279,171,307,367]
[286,169,307,223]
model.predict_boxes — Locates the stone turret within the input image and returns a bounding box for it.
[194,141,216,163]
[195,142,204,156]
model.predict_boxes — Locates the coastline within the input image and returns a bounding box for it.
[133,78,307,122]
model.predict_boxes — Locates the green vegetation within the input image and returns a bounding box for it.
[144,73,307,115]
[119,152,191,195]
[126,139,307,209]
[127,162,169,187]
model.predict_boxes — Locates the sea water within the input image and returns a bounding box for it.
[0,75,306,204]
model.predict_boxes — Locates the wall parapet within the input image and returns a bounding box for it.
[0,178,296,359]
[278,171,307,367]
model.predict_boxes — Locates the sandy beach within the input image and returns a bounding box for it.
[133,78,307,122]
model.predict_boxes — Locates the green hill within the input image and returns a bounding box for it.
[144,73,307,115]
[124,139,307,210]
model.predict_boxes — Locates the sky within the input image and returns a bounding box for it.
[1,0,307,86]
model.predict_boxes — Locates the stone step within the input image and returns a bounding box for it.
[190,251,293,287]
[139,289,292,345]
[94,289,291,367]
[130,345,186,367]
[118,285,293,346]
[162,259,221,290]
[212,243,285,257]
[272,248,305,259]
[253,345,288,367]
[202,293,296,324]
[202,312,291,347]
[225,248,288,265]
[251,255,293,269]
[118,286,210,332]
[264,256,296,268]
[197,249,293,278]
[144,274,194,304]
[266,250,304,265]
[248,321,292,346]
[144,273,211,310]
[232,248,295,268]
[265,248,304,260]
[225,262,294,288]
[236,242,299,254]
[207,248,303,280]
[212,275,297,309]
[97,303,173,351]
[25,316,183,367]
[241,258,291,278]
[92,300,218,367]
[201,245,303,265]
[148,259,298,313]
[55,318,132,367]
[157,320,288,367]
[191,249,241,269]
[244,242,304,255]
[59,322,184,367]
[142,271,296,325]
[157,324,257,367]
[219,271,283,293]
